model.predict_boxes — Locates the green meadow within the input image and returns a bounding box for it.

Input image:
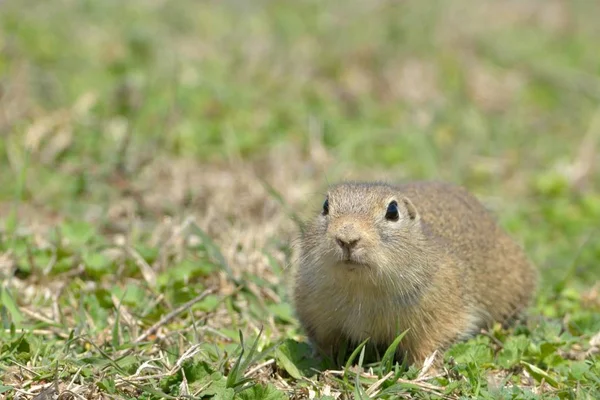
[0,1,599,398]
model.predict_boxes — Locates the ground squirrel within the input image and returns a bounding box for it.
[293,181,537,366]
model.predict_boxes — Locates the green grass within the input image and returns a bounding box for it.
[1,0,599,398]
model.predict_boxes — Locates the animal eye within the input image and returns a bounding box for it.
[385,200,399,221]
[322,198,329,215]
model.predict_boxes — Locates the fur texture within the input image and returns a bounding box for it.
[293,181,537,365]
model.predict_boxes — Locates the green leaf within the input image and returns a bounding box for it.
[539,342,560,359]
[61,221,97,246]
[199,372,235,400]
[496,336,528,368]
[111,283,146,307]
[214,388,236,400]
[0,286,23,327]
[182,360,214,383]
[156,259,216,288]
[0,386,13,394]
[237,383,287,400]
[275,346,302,380]
[447,340,493,366]
[267,303,295,324]
[567,361,590,381]
[195,294,220,313]
[274,339,320,379]
[136,245,159,265]
[83,252,112,277]
[53,255,75,274]
[538,341,563,367]
[97,379,117,394]
[521,361,560,388]
[1,334,30,357]
[82,294,110,330]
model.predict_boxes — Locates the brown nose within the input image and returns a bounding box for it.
[335,236,360,252]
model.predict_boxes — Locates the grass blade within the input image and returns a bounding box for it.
[344,338,370,385]
[379,329,409,376]
[353,345,370,400]
[0,286,24,328]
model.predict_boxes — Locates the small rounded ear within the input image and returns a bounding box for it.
[401,197,419,220]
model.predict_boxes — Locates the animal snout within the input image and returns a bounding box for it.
[335,235,361,252]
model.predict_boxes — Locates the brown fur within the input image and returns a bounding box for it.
[292,181,537,366]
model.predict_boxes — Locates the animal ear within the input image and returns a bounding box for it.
[401,197,419,220]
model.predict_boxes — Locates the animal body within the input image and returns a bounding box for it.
[293,181,537,366]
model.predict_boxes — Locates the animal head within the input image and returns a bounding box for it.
[299,182,429,294]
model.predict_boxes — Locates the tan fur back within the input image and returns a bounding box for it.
[396,181,538,322]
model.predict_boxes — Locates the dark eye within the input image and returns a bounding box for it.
[322,198,329,215]
[385,200,399,221]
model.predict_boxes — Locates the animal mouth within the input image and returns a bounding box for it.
[334,247,369,268]
[341,257,368,267]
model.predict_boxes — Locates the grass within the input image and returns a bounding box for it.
[0,0,599,398]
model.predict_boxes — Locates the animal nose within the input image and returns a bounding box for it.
[336,236,360,251]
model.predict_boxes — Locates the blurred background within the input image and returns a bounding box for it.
[1,0,600,397]
[1,0,599,354]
